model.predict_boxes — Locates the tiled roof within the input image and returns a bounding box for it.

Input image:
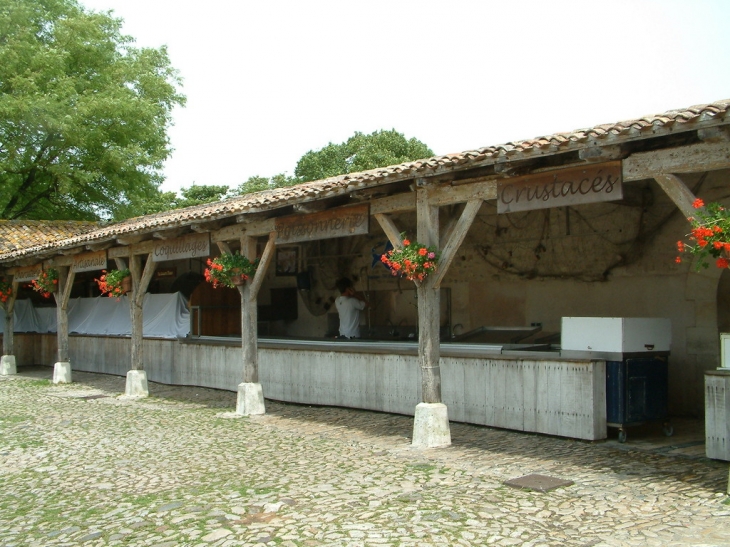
[0,220,98,254]
[1,99,729,263]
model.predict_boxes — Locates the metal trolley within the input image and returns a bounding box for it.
[606,355,673,443]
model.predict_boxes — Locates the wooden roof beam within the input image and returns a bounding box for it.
[623,141,730,181]
[698,127,730,143]
[579,145,625,163]
[152,227,189,240]
[116,234,148,246]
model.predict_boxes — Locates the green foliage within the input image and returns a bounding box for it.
[294,129,433,182]
[231,173,297,197]
[124,184,232,216]
[0,0,185,221]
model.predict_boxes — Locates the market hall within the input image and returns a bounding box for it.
[1,99,730,453]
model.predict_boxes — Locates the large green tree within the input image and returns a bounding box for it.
[115,183,232,218]
[294,129,433,183]
[0,0,185,220]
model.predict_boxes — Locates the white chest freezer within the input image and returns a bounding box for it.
[561,317,671,354]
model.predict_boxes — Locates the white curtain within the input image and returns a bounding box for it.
[0,293,190,339]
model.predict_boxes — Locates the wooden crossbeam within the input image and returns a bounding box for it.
[653,174,698,218]
[249,232,276,299]
[430,199,483,289]
[374,213,405,250]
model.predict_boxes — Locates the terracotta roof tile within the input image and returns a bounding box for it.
[0,220,98,254]
[1,99,728,263]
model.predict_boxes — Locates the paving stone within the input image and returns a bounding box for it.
[2,366,730,547]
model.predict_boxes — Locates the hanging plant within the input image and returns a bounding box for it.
[380,234,439,282]
[0,277,13,304]
[31,268,58,298]
[204,252,258,289]
[676,198,730,270]
[95,269,132,298]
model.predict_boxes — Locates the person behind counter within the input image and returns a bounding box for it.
[335,277,369,339]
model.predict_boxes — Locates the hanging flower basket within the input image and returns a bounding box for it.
[0,277,13,304]
[204,252,258,289]
[95,269,132,298]
[675,198,730,270]
[31,268,59,298]
[380,234,439,282]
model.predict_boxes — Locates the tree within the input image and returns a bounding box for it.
[0,0,185,221]
[115,183,232,217]
[232,173,297,196]
[294,129,433,183]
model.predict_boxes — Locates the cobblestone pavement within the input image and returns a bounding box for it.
[1,366,729,547]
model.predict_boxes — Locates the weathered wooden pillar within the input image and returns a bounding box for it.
[412,183,451,448]
[1,276,19,375]
[52,265,76,384]
[235,232,276,415]
[377,192,483,448]
[125,252,157,397]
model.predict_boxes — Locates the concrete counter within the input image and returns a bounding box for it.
[8,333,608,440]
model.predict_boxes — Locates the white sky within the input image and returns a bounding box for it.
[78,0,730,194]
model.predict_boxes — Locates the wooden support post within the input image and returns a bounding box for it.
[239,235,258,384]
[413,184,451,448]
[2,277,18,355]
[129,253,158,371]
[235,232,276,415]
[52,265,76,383]
[1,276,19,375]
[416,185,441,404]
[125,252,157,397]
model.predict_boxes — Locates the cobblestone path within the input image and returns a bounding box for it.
[1,367,729,546]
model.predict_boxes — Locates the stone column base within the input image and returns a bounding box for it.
[236,382,266,416]
[125,370,149,398]
[412,402,452,448]
[705,370,730,462]
[1,355,17,376]
[53,361,72,384]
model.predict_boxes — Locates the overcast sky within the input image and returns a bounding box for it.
[78,0,730,194]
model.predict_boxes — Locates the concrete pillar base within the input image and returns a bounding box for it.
[0,355,18,376]
[1,355,17,375]
[125,370,149,398]
[53,361,72,384]
[412,402,452,448]
[236,382,266,416]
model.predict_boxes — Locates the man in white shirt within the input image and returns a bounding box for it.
[335,277,368,339]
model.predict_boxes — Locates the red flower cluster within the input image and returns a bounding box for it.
[676,198,730,270]
[380,235,439,282]
[95,269,131,298]
[0,277,12,304]
[31,268,59,299]
[204,252,258,289]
